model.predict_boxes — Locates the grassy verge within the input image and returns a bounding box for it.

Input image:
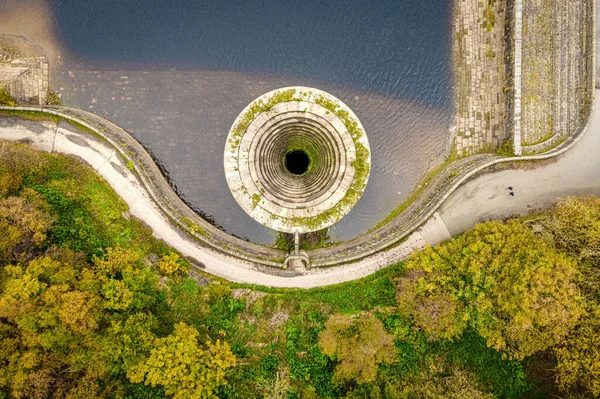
[522,137,566,156]
[1,107,102,136]
[61,116,97,136]
[0,108,60,124]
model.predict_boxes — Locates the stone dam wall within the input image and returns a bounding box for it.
[0,57,49,105]
[453,0,594,157]
[520,0,594,154]
[454,0,509,156]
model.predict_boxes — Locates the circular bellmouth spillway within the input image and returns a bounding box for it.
[224,87,371,234]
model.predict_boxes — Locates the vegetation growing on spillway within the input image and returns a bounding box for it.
[227,87,371,232]
[1,139,599,398]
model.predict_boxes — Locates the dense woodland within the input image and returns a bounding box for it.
[0,137,599,398]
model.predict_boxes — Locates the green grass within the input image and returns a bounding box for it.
[232,262,402,314]
[61,117,97,136]
[497,138,516,156]
[0,109,60,124]
[126,159,136,172]
[1,105,113,143]
[445,330,529,398]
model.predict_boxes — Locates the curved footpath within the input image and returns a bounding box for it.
[0,90,597,287]
[0,107,444,287]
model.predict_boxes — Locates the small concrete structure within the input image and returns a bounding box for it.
[224,87,371,237]
[0,57,48,105]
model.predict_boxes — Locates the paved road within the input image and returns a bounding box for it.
[439,89,600,235]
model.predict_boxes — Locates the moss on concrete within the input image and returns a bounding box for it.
[226,87,371,232]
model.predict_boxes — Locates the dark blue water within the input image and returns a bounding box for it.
[54,0,452,105]
[49,0,455,244]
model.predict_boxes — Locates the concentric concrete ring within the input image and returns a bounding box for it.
[224,87,370,233]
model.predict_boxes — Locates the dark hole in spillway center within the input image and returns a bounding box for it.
[285,150,310,175]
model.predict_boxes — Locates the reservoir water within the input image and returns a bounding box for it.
[48,0,454,244]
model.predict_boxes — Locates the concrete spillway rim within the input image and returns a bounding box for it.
[224,86,371,233]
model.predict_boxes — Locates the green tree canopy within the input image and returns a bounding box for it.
[397,220,583,360]
[318,312,395,383]
[128,322,236,399]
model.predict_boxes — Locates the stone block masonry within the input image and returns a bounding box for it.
[0,57,49,105]
[521,0,594,153]
[454,0,508,156]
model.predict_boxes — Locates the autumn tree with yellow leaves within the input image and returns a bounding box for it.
[544,197,600,397]
[0,246,236,398]
[129,323,235,399]
[397,220,584,360]
[318,312,395,383]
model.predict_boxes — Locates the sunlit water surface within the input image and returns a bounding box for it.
[49,0,454,243]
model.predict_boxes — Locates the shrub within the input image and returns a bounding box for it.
[0,87,16,106]
[388,356,494,399]
[45,89,62,106]
[156,252,188,276]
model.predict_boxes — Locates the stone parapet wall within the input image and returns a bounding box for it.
[3,105,287,268]
[0,77,594,272]
[454,0,508,156]
[521,0,594,150]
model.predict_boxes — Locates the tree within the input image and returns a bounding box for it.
[128,322,236,399]
[531,197,600,396]
[156,252,188,276]
[0,189,55,262]
[554,304,600,396]
[542,196,600,264]
[103,312,159,375]
[93,247,158,312]
[0,255,107,398]
[318,312,395,383]
[397,220,584,360]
